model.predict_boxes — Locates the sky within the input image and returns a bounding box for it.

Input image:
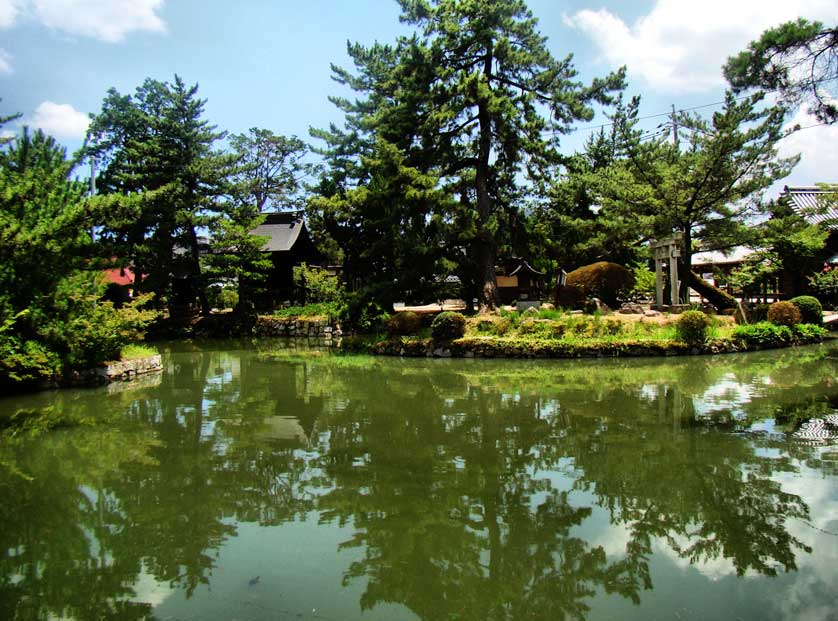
[0,0,836,197]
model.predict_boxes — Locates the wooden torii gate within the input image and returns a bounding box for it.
[651,233,683,309]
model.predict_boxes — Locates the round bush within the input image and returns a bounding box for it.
[431,311,466,340]
[789,295,822,325]
[558,262,635,309]
[676,310,711,345]
[767,301,801,327]
[387,311,422,336]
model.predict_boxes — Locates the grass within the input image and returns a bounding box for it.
[270,302,343,320]
[120,343,159,361]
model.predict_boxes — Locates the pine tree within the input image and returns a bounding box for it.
[724,18,838,124]
[312,0,624,310]
[592,93,797,306]
[86,76,230,316]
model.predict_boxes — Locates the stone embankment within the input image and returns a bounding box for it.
[60,355,163,387]
[254,316,342,345]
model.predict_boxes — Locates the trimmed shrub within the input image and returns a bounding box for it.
[387,311,422,336]
[676,310,711,345]
[767,301,801,327]
[431,311,466,340]
[558,262,635,309]
[493,316,511,336]
[789,295,822,325]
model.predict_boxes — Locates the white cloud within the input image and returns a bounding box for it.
[565,1,836,93]
[0,48,11,74]
[0,0,22,29]
[774,107,838,189]
[0,0,166,42]
[29,101,88,138]
[32,0,166,42]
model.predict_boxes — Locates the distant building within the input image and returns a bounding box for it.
[249,211,325,306]
[691,185,838,302]
[496,258,545,305]
[102,265,139,306]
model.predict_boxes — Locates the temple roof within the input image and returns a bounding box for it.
[781,185,838,229]
[250,211,307,252]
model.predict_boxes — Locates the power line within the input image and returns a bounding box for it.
[551,76,836,137]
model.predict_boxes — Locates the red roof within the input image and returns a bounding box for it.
[103,267,136,287]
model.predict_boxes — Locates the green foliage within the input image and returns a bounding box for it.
[560,262,635,308]
[344,293,390,333]
[0,125,155,385]
[313,0,625,308]
[630,262,656,299]
[733,322,794,346]
[0,128,89,317]
[676,310,711,345]
[209,286,239,310]
[0,319,61,383]
[309,138,453,309]
[530,128,642,270]
[271,302,344,321]
[724,18,837,123]
[229,129,308,212]
[120,343,159,360]
[86,75,231,315]
[729,200,827,297]
[387,311,423,337]
[767,301,801,327]
[808,265,838,305]
[591,93,795,306]
[293,262,343,304]
[793,323,828,341]
[789,295,823,325]
[37,276,158,367]
[536,308,564,320]
[431,311,466,341]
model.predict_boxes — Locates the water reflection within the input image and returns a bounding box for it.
[0,342,836,620]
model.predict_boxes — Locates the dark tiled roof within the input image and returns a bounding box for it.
[508,258,545,276]
[781,185,838,228]
[250,211,306,252]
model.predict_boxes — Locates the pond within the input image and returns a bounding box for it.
[1,342,837,620]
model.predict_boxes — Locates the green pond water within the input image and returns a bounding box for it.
[1,342,838,620]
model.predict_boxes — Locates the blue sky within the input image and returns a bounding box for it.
[1,0,835,195]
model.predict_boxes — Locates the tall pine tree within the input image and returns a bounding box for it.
[314,0,625,309]
[86,76,230,316]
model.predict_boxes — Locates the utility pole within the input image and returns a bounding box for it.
[671,104,679,150]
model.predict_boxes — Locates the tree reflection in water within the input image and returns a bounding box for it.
[0,342,835,619]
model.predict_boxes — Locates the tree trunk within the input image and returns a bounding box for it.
[187,226,210,317]
[475,45,499,311]
[678,228,692,304]
[687,271,737,312]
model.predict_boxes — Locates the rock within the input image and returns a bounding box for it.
[644,310,661,317]
[618,303,645,315]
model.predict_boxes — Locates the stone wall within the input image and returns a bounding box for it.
[60,355,164,387]
[254,316,342,345]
